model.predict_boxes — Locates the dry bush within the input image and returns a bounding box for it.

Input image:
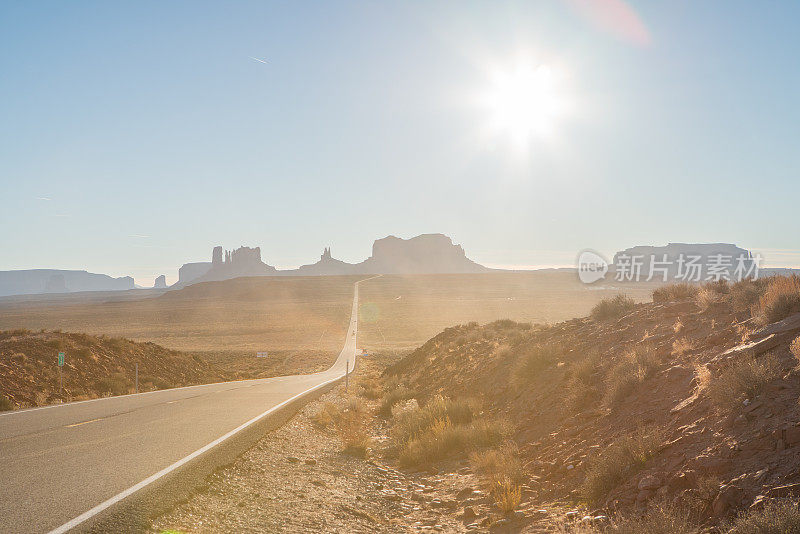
[492,477,522,514]
[707,354,783,413]
[94,373,131,396]
[0,394,13,411]
[725,498,800,533]
[652,283,698,303]
[358,377,383,400]
[696,286,722,310]
[674,318,684,333]
[791,336,800,365]
[564,350,603,412]
[393,395,477,445]
[591,294,635,321]
[378,385,417,417]
[311,401,340,429]
[730,277,769,315]
[334,400,370,457]
[470,443,525,487]
[582,426,665,504]
[672,338,694,357]
[604,503,699,534]
[514,342,564,383]
[398,417,510,466]
[757,276,800,325]
[604,345,660,407]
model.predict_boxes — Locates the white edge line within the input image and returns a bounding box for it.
[46,275,379,534]
[47,357,351,534]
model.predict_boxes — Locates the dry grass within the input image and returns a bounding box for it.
[652,283,698,303]
[791,336,800,364]
[378,385,418,417]
[581,426,665,504]
[757,276,800,325]
[730,277,769,314]
[673,318,684,333]
[672,337,694,357]
[358,377,383,399]
[707,354,783,413]
[334,397,371,457]
[310,401,340,429]
[0,393,13,411]
[514,342,565,384]
[392,395,477,445]
[591,294,636,321]
[398,417,510,466]
[604,344,660,407]
[492,477,522,514]
[725,499,800,533]
[564,350,603,412]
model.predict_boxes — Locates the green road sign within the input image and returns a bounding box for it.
[58,352,65,367]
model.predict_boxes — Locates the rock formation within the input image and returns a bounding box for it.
[0,270,136,298]
[153,275,167,289]
[355,234,490,274]
[611,243,757,282]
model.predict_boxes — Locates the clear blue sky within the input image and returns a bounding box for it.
[2,1,799,285]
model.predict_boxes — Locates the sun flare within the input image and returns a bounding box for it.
[481,60,569,150]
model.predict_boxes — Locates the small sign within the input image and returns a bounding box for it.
[58,352,65,366]
[256,352,269,358]
[362,348,368,356]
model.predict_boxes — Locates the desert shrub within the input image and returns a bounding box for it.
[672,338,694,357]
[725,499,800,533]
[582,426,665,503]
[591,294,635,321]
[604,345,660,406]
[0,394,14,411]
[696,286,722,310]
[94,374,132,396]
[398,418,510,466]
[755,276,800,324]
[358,377,383,400]
[791,336,800,365]
[604,503,699,534]
[564,350,603,412]
[730,278,769,314]
[470,443,525,487]
[393,395,477,444]
[707,354,783,413]
[140,375,172,390]
[492,477,522,514]
[311,402,340,429]
[514,342,564,383]
[652,283,698,303]
[335,402,370,457]
[379,385,417,417]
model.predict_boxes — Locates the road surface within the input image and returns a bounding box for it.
[0,278,368,533]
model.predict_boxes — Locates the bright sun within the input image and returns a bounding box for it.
[481,61,569,150]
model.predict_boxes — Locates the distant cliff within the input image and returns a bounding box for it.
[173,246,278,287]
[0,270,135,298]
[611,243,757,281]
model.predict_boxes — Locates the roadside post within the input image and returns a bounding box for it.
[135,363,139,394]
[57,352,65,396]
[345,359,349,392]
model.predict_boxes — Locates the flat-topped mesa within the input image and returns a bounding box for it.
[359,233,489,274]
[611,243,757,281]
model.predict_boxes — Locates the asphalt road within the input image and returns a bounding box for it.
[0,278,367,533]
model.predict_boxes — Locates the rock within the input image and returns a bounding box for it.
[457,487,477,500]
[636,489,654,503]
[153,274,167,289]
[638,474,662,491]
[750,495,768,510]
[461,506,477,521]
[693,456,731,475]
[712,485,743,517]
[286,457,300,463]
[767,483,800,498]
[747,312,800,341]
[304,458,317,465]
[565,511,580,520]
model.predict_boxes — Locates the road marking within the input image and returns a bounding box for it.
[65,418,101,428]
[46,276,380,534]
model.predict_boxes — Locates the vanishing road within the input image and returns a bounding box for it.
[0,278,369,533]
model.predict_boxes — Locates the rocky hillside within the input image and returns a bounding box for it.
[384,278,800,527]
[0,330,229,409]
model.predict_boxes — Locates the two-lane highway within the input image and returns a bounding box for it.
[0,277,371,533]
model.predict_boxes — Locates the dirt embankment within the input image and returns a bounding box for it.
[0,329,230,408]
[384,285,800,527]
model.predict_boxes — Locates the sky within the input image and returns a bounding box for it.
[2,1,799,285]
